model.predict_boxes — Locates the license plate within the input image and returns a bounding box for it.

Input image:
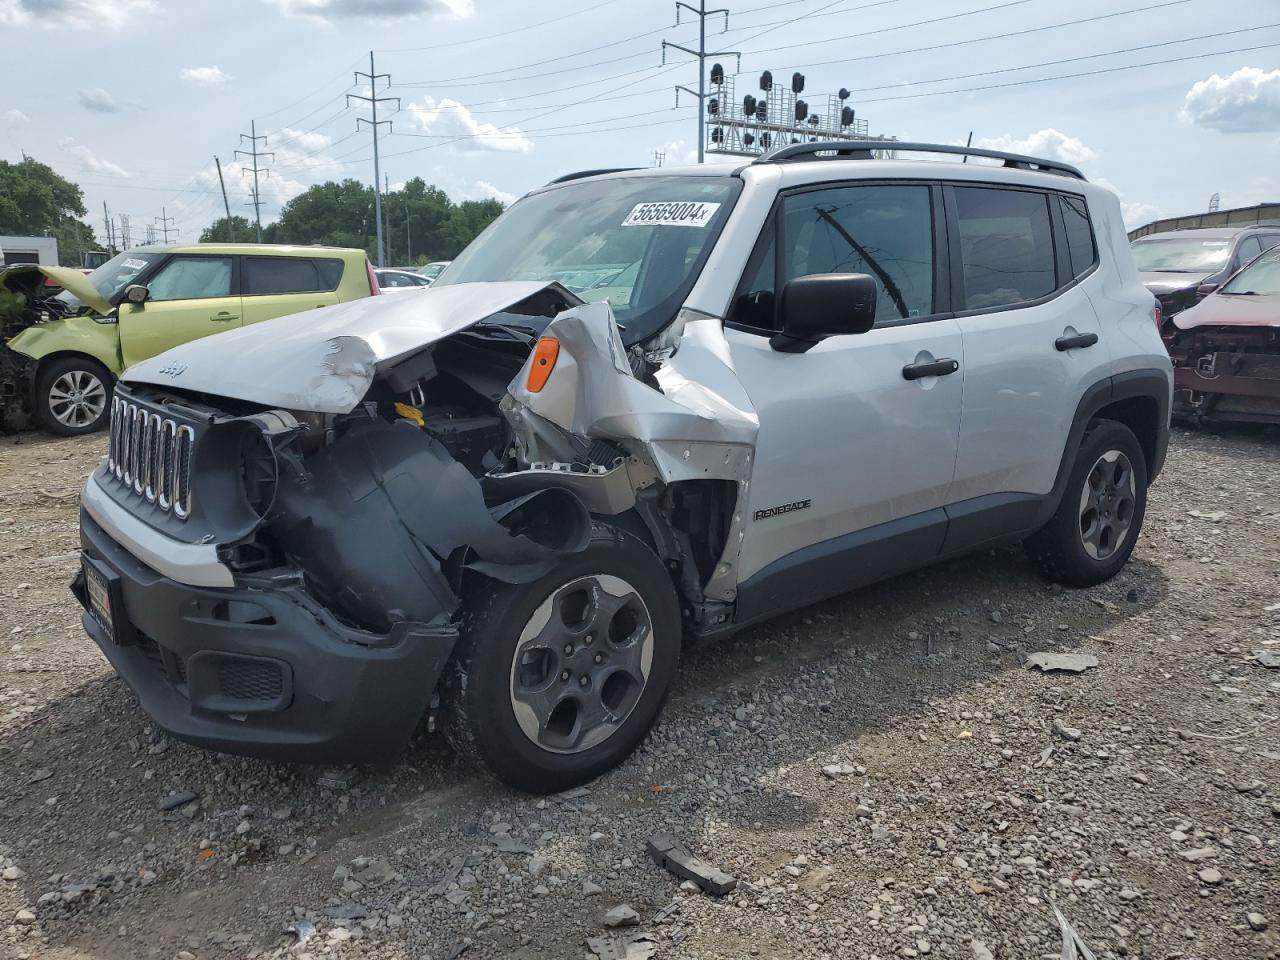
[83,557,116,642]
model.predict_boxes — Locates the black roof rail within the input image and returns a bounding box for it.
[546,167,642,185]
[753,140,1086,181]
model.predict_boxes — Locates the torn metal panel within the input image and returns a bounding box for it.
[507,302,759,482]
[123,281,578,413]
[269,417,590,632]
[485,459,656,516]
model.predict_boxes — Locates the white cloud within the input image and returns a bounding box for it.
[473,180,516,205]
[57,137,132,178]
[406,96,532,153]
[2,109,28,124]
[180,65,233,86]
[1180,66,1280,134]
[78,87,121,113]
[268,0,471,23]
[0,0,155,29]
[971,129,1099,168]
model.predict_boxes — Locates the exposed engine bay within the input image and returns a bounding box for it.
[1,269,78,432]
[1164,324,1280,425]
[108,282,759,640]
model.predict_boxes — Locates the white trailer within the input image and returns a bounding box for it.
[0,235,59,267]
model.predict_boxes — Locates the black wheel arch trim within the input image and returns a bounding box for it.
[1034,368,1170,531]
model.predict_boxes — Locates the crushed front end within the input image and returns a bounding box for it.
[1165,324,1280,425]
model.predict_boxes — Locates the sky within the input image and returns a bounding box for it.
[2,0,1279,247]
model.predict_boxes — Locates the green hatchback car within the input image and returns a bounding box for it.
[0,243,378,435]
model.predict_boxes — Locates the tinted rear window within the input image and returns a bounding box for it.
[316,258,344,289]
[954,187,1056,310]
[1059,194,1097,279]
[244,256,331,295]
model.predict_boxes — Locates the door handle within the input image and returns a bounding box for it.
[210,312,239,322]
[902,358,959,381]
[1055,332,1098,351]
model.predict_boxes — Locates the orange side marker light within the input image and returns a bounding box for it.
[526,337,560,393]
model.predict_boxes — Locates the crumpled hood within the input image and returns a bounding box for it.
[1,264,112,315]
[1174,293,1280,330]
[1140,271,1203,295]
[124,280,575,412]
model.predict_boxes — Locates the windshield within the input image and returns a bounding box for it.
[435,175,740,344]
[1222,249,1280,296]
[55,250,162,310]
[1130,237,1231,274]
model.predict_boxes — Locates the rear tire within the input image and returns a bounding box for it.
[442,523,681,793]
[35,356,113,436]
[1027,419,1148,587]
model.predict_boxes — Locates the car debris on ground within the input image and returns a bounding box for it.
[646,835,738,897]
[1025,652,1100,673]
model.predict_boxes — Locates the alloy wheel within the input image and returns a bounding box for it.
[1078,449,1136,561]
[508,574,654,755]
[48,370,107,429]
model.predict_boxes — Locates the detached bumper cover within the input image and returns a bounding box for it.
[76,508,458,763]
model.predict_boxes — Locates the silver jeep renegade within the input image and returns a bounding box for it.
[74,142,1172,792]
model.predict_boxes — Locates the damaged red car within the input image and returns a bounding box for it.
[1164,247,1280,425]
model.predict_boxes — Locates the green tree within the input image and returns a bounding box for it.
[440,198,504,259]
[199,215,255,243]
[0,157,100,266]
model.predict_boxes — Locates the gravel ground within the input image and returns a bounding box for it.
[1,426,1277,960]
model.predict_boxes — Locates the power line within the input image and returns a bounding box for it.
[855,38,1280,105]
[349,51,399,267]
[379,0,632,53]
[838,22,1280,95]
[154,207,176,243]
[235,120,274,242]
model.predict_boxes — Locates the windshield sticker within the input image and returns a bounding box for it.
[622,201,722,228]
[123,258,148,270]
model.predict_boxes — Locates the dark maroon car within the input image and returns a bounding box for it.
[1164,248,1280,425]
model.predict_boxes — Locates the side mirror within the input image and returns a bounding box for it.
[123,284,149,306]
[770,273,877,353]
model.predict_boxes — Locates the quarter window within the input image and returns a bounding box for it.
[146,256,232,301]
[781,184,935,323]
[1059,194,1097,279]
[954,187,1056,310]
[244,256,322,295]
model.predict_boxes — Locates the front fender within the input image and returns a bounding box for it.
[7,315,123,375]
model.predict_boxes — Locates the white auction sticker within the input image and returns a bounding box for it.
[622,201,721,228]
[123,258,148,270]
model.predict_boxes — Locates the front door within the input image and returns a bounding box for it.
[239,255,341,326]
[119,254,240,367]
[725,182,964,616]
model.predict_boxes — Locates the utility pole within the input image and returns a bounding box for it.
[663,0,738,163]
[236,120,273,243]
[348,51,399,267]
[155,207,176,243]
[384,172,393,263]
[215,155,235,240]
[102,202,113,253]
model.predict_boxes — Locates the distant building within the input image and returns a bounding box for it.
[0,235,59,266]
[1129,202,1280,240]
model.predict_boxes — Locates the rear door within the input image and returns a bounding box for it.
[726,181,965,609]
[943,183,1111,547]
[239,255,342,325]
[118,254,240,367]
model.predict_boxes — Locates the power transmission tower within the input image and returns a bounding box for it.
[215,156,235,240]
[348,51,400,267]
[651,150,666,167]
[236,120,273,243]
[662,1,739,164]
[155,207,176,243]
[119,214,131,250]
[1208,192,1221,213]
[145,224,156,244]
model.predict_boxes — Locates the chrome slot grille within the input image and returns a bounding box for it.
[106,396,194,519]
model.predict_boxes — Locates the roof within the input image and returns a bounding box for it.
[127,242,367,257]
[1131,227,1252,241]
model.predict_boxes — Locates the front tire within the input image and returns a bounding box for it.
[1027,419,1148,587]
[35,357,113,436]
[443,523,681,793]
